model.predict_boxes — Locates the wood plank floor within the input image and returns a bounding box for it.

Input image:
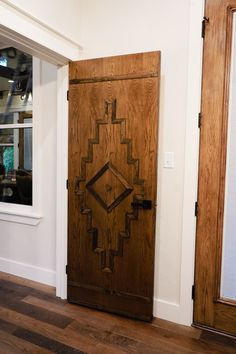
[0,272,235,353]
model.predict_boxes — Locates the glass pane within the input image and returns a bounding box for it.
[0,128,32,205]
[0,113,14,124]
[0,47,33,206]
[0,47,32,119]
[221,13,236,301]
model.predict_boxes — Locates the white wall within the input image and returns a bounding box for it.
[0,60,57,285]
[76,0,197,324]
[0,0,204,326]
[3,0,81,43]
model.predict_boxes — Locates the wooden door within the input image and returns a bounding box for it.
[194,0,236,335]
[67,52,160,321]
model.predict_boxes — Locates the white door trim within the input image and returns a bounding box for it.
[154,0,204,326]
[56,65,68,299]
[0,0,81,65]
[0,2,73,297]
[179,0,204,325]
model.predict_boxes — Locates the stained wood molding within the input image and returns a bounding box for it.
[0,0,81,65]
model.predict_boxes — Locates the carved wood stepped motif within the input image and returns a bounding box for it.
[75,99,145,273]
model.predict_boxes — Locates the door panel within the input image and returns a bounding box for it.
[194,0,236,335]
[68,52,160,321]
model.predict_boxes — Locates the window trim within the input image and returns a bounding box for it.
[0,57,42,225]
[0,0,78,300]
[0,123,32,129]
[0,207,41,225]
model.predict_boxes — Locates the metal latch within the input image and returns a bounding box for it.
[131,199,152,210]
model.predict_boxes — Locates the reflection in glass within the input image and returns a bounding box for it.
[221,14,236,301]
[0,127,32,205]
[0,47,32,206]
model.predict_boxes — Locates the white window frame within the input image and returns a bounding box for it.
[0,57,42,225]
[0,0,77,300]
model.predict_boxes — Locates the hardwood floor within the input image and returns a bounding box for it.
[0,272,235,353]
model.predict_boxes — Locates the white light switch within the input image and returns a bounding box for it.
[164,152,174,168]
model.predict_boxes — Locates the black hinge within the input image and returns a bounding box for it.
[66,265,68,274]
[67,90,69,101]
[202,17,209,38]
[66,179,68,189]
[198,113,202,128]
[195,201,198,217]
[192,285,195,300]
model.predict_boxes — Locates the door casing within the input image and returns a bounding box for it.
[194,0,236,336]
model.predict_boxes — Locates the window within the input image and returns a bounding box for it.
[0,47,32,206]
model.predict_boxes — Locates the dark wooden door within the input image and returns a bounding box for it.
[67,52,160,321]
[194,0,236,335]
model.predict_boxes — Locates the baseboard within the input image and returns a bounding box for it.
[154,298,185,325]
[0,256,56,286]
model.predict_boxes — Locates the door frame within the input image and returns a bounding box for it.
[0,0,78,296]
[0,0,205,326]
[154,0,204,326]
[194,0,236,334]
[177,0,204,325]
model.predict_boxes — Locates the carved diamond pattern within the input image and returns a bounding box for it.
[75,100,144,272]
[86,162,133,212]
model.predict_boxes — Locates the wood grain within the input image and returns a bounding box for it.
[194,0,236,336]
[0,272,236,353]
[69,52,160,81]
[0,272,55,295]
[0,280,72,329]
[68,52,160,320]
[13,328,85,354]
[0,329,52,354]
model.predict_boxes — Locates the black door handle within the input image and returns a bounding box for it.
[131,199,152,210]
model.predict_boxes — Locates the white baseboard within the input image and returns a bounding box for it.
[0,257,56,287]
[154,298,189,326]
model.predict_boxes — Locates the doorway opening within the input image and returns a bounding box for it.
[0,15,73,297]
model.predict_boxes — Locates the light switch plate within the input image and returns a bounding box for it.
[164,152,174,168]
